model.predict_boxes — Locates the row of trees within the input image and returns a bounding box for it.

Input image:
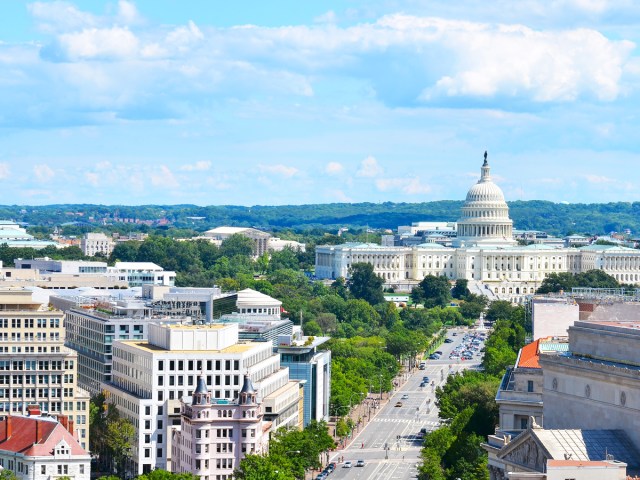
[419,301,528,480]
[234,421,335,480]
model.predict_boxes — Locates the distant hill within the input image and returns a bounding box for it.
[3,200,640,236]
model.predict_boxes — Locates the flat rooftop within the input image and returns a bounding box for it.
[118,340,261,354]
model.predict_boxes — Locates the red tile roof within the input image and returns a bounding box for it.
[516,339,540,369]
[0,416,88,457]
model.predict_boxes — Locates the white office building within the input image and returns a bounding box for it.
[103,322,302,475]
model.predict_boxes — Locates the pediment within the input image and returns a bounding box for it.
[497,432,548,472]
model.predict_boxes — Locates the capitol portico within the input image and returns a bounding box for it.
[315,156,640,302]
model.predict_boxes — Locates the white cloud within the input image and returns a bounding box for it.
[180,161,211,172]
[33,164,55,182]
[0,163,9,179]
[258,164,299,177]
[328,189,353,202]
[584,174,615,183]
[85,172,99,187]
[375,177,431,195]
[54,27,140,61]
[166,21,204,51]
[28,1,97,33]
[150,165,180,188]
[325,162,344,175]
[357,156,383,177]
[117,1,141,25]
[314,11,337,24]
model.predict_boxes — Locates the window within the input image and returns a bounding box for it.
[57,465,68,475]
[80,465,85,474]
[41,466,46,474]
[527,381,534,393]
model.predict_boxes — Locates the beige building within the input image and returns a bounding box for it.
[0,289,90,450]
[200,227,305,258]
[81,232,114,257]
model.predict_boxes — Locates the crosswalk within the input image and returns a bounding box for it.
[372,418,440,426]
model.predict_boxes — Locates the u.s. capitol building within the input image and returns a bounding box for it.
[315,157,640,302]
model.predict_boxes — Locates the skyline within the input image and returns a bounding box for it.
[1,1,640,206]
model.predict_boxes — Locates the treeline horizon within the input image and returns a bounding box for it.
[3,200,640,236]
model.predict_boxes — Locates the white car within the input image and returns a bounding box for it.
[343,461,353,468]
[401,394,409,400]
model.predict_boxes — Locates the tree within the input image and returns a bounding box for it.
[134,469,199,480]
[347,263,385,305]
[234,455,295,480]
[415,275,452,308]
[536,272,578,294]
[109,241,141,263]
[451,279,471,299]
[302,320,322,336]
[0,470,18,480]
[268,246,300,272]
[219,233,254,258]
[106,418,135,478]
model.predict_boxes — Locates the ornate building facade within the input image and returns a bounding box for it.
[316,157,640,301]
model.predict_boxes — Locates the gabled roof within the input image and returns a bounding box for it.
[0,416,88,458]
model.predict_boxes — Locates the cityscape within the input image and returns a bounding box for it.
[2,2,640,480]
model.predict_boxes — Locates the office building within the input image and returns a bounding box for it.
[102,322,302,475]
[0,289,90,450]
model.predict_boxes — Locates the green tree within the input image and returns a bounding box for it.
[109,241,140,263]
[268,246,300,272]
[536,272,578,294]
[415,275,452,308]
[134,469,199,480]
[0,470,18,480]
[302,320,322,336]
[219,233,254,258]
[451,279,471,299]
[106,418,135,478]
[347,263,385,305]
[234,455,295,480]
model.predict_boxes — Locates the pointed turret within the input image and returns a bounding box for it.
[239,374,257,405]
[193,376,211,405]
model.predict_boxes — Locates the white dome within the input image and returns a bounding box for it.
[453,155,516,247]
[465,180,506,203]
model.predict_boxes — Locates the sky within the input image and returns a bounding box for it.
[1,1,640,206]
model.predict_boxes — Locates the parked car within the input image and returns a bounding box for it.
[401,393,409,399]
[444,338,453,343]
[395,401,403,407]
[356,460,365,467]
[343,461,352,468]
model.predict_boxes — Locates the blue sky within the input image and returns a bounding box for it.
[1,1,640,206]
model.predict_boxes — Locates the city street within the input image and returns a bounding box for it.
[326,326,484,480]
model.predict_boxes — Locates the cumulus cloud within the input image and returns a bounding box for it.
[375,177,431,195]
[117,0,142,25]
[151,165,180,188]
[258,164,299,177]
[50,27,140,61]
[0,163,10,179]
[180,161,211,172]
[357,156,383,177]
[325,162,344,175]
[33,164,55,182]
[28,1,97,33]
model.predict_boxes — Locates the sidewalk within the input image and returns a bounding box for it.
[329,367,413,452]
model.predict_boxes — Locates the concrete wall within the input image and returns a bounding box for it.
[540,354,640,450]
[532,300,579,340]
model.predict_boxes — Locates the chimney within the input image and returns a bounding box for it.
[6,416,12,440]
[58,415,68,432]
[68,419,74,436]
[35,420,40,444]
[27,404,41,416]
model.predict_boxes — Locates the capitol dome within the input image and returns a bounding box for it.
[453,154,515,247]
